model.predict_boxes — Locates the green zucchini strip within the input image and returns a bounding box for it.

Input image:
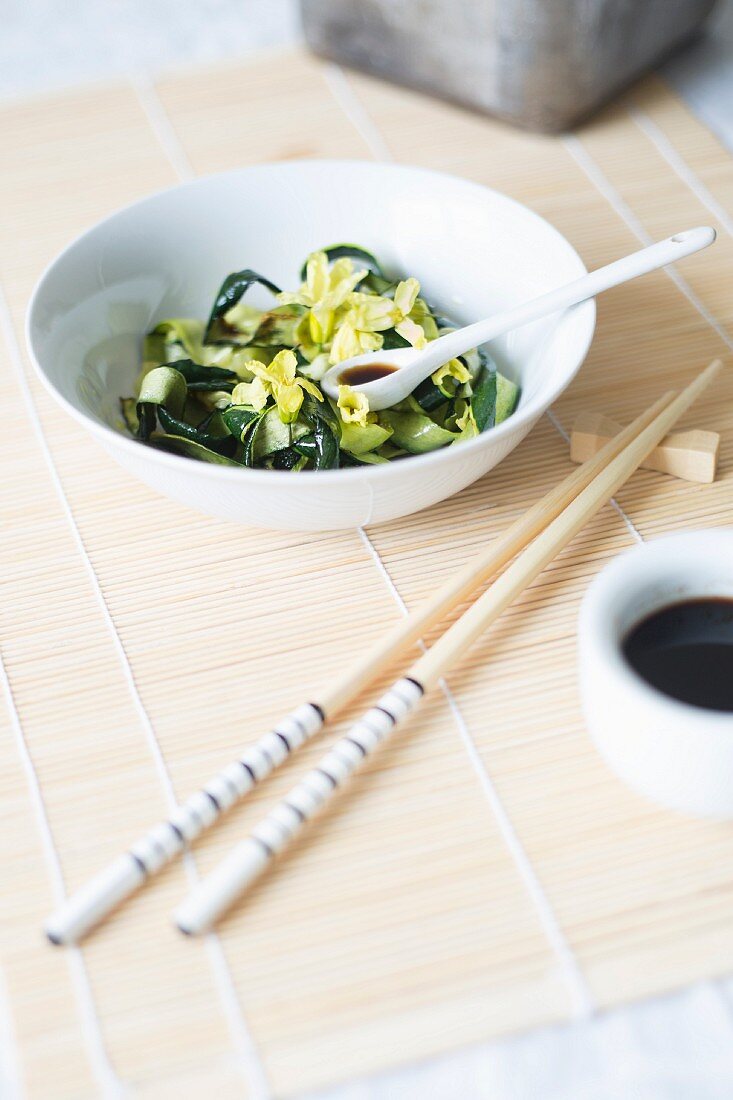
[222,405,262,441]
[294,418,339,470]
[149,433,243,466]
[174,359,238,391]
[378,409,456,454]
[496,373,521,424]
[471,367,497,433]
[205,269,281,343]
[157,407,237,457]
[136,365,187,440]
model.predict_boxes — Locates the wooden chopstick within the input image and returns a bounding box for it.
[173,359,721,936]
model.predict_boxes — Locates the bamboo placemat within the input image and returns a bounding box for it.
[1,52,732,1099]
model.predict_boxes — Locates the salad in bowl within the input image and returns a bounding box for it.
[122,244,519,471]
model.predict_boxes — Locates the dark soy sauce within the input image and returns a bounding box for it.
[340,363,398,386]
[623,598,733,712]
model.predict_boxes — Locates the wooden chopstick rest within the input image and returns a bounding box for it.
[571,411,719,483]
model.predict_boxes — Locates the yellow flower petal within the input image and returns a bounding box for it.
[393,277,420,317]
[395,317,427,349]
[431,358,470,389]
[329,322,382,365]
[246,359,276,387]
[323,264,367,310]
[328,257,355,284]
[337,385,371,427]
[275,382,304,423]
[329,321,362,364]
[299,376,324,401]
[409,297,439,340]
[305,251,330,303]
[350,296,394,332]
[269,348,298,385]
[231,377,270,411]
[309,306,335,344]
[455,401,478,436]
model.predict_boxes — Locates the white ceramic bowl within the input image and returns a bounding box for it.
[27,160,595,531]
[579,530,733,819]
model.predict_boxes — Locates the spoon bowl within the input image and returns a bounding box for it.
[322,347,420,408]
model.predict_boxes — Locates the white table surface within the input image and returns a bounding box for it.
[4,2,733,1098]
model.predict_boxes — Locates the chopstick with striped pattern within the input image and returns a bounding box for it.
[173,359,721,936]
[42,376,688,947]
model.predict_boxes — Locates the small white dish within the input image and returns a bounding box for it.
[579,530,733,819]
[26,160,595,531]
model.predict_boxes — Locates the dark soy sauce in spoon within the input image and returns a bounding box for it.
[339,363,398,386]
[622,598,733,712]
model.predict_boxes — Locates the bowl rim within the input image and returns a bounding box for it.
[25,158,596,485]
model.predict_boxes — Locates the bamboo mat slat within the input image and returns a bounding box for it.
[0,49,732,1098]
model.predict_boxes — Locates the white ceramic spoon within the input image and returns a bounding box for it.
[321,226,716,410]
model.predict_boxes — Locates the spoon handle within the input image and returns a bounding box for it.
[417,226,716,370]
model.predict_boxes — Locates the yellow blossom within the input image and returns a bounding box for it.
[337,385,371,428]
[329,319,383,365]
[328,278,427,365]
[241,349,323,423]
[431,358,471,392]
[278,252,367,344]
[455,400,478,437]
